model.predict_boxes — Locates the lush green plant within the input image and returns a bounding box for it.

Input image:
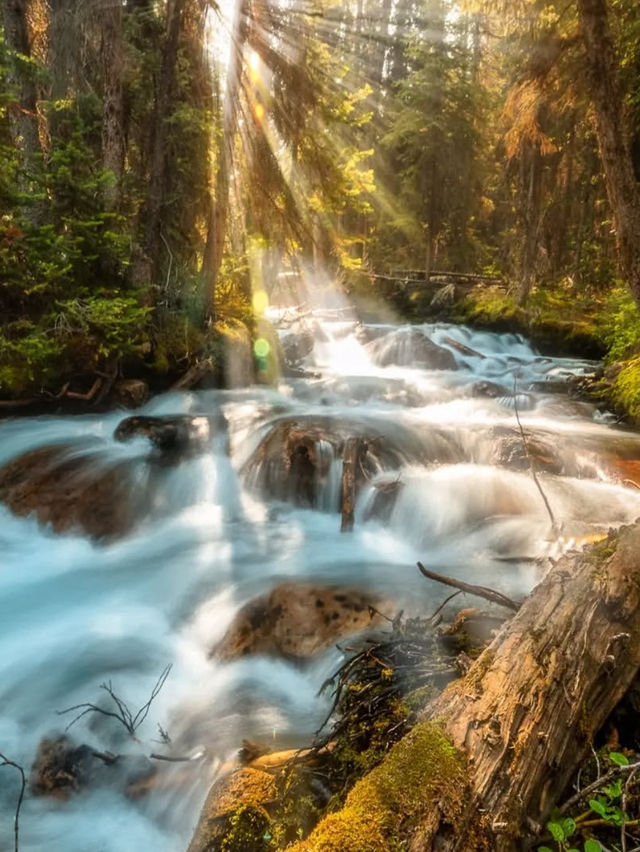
[596,287,640,361]
[538,752,634,852]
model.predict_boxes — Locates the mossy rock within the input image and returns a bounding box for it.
[286,721,467,852]
[187,768,276,852]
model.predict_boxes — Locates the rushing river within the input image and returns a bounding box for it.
[2,310,640,851]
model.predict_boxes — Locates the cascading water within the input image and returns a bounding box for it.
[2,315,640,851]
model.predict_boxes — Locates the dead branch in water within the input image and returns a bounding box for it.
[57,665,172,737]
[0,752,26,852]
[417,562,520,612]
[513,371,558,533]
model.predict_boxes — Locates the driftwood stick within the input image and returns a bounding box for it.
[417,562,520,612]
[558,760,640,815]
[65,376,102,401]
[0,752,25,852]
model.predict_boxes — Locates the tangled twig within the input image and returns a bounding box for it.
[57,665,172,737]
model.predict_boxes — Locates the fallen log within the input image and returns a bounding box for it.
[288,523,640,852]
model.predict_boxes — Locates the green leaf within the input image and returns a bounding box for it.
[609,752,629,767]
[584,840,601,852]
[548,821,566,842]
[561,817,576,838]
[589,798,607,817]
[537,847,554,852]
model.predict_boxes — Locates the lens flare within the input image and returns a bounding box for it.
[254,338,270,358]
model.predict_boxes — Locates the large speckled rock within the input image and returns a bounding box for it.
[212,583,392,662]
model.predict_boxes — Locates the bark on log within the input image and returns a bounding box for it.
[289,522,640,852]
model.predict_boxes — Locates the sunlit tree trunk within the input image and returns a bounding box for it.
[203,0,247,319]
[577,0,640,310]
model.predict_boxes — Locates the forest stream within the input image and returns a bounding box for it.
[3,310,640,852]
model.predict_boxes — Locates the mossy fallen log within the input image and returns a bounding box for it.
[288,522,640,852]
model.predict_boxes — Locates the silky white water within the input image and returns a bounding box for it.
[2,317,640,852]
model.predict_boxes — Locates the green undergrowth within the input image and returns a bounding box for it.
[451,285,605,358]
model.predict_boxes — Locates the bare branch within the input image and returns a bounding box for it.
[513,370,558,533]
[57,665,172,738]
[0,752,26,852]
[417,562,520,612]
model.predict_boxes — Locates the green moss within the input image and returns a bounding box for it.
[221,804,271,852]
[608,357,640,423]
[451,286,604,358]
[287,721,467,852]
[586,531,618,566]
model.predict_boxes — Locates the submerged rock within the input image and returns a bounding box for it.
[490,426,564,475]
[367,328,456,370]
[0,444,135,540]
[30,735,154,799]
[30,736,100,799]
[212,583,392,662]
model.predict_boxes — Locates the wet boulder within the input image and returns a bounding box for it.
[469,380,509,399]
[112,379,149,409]
[282,330,315,368]
[0,444,135,540]
[367,328,456,371]
[212,583,392,662]
[114,413,228,463]
[242,415,419,509]
[490,427,564,475]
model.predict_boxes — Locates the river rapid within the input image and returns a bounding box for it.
[2,308,640,852]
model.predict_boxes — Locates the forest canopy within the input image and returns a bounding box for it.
[1,0,640,398]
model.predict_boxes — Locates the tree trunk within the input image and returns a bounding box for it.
[202,0,247,319]
[576,0,640,310]
[291,522,640,851]
[100,0,125,211]
[2,0,42,193]
[518,141,542,304]
[139,0,184,284]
